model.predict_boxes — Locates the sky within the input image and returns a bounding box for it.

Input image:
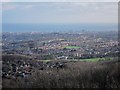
[1,0,119,2]
[2,2,118,24]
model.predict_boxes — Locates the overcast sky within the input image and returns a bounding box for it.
[2,2,118,24]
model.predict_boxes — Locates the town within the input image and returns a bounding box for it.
[2,31,118,60]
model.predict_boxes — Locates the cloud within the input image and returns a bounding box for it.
[1,0,11,2]
[24,5,34,9]
[2,3,35,11]
[2,4,16,10]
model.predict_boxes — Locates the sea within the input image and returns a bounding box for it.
[2,23,117,33]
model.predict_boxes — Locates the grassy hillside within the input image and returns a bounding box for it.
[79,57,116,62]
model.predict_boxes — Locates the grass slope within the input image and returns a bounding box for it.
[64,46,80,49]
[80,57,115,62]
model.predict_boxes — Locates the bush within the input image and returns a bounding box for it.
[2,59,120,88]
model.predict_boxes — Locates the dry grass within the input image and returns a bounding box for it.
[2,59,120,88]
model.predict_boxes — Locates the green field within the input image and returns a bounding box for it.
[64,46,80,49]
[37,60,52,62]
[80,58,102,62]
[80,57,114,62]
